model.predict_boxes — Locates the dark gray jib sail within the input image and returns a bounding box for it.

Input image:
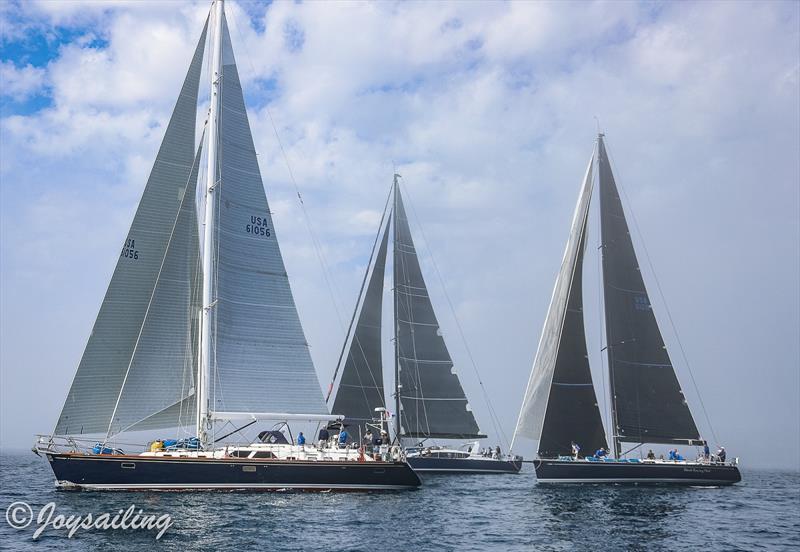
[55,20,209,436]
[393,185,483,440]
[514,154,607,457]
[328,212,391,431]
[598,135,701,448]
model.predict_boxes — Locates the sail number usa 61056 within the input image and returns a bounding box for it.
[121,238,139,260]
[246,215,271,237]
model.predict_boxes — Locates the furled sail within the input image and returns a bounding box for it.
[328,214,391,431]
[393,186,483,439]
[514,153,607,457]
[598,136,701,445]
[206,14,328,416]
[55,20,208,436]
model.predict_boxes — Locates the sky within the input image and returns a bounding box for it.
[0,1,798,470]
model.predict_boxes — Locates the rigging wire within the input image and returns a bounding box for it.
[400,180,511,451]
[603,136,720,447]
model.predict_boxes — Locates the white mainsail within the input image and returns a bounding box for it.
[203,11,328,421]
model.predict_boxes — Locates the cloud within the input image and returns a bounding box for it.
[0,60,46,100]
[1,1,798,469]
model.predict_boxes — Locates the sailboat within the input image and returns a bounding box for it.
[511,134,741,485]
[326,176,521,474]
[33,0,420,491]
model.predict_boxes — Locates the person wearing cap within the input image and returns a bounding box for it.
[716,446,727,463]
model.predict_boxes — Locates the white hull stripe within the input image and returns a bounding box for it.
[57,482,417,491]
[536,478,731,485]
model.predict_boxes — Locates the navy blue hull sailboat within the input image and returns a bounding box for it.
[326,177,521,475]
[511,134,740,486]
[34,0,420,492]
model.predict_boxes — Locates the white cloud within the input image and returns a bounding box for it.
[0,60,46,100]
[1,1,798,468]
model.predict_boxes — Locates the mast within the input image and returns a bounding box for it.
[597,133,621,458]
[392,174,402,443]
[198,0,224,446]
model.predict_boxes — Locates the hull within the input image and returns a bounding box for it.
[534,458,741,486]
[407,456,521,474]
[45,453,421,491]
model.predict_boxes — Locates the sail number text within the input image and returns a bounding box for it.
[246,216,271,238]
[121,238,139,260]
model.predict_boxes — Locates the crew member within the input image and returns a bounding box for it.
[595,448,608,459]
[317,427,330,449]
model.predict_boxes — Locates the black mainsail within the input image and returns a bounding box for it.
[393,184,483,440]
[597,136,701,453]
[329,178,483,441]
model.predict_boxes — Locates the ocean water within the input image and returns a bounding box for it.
[1,452,798,551]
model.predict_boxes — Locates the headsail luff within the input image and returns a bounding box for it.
[55,19,208,436]
[393,185,483,440]
[513,151,606,458]
[328,212,391,429]
[598,135,701,449]
[205,14,328,417]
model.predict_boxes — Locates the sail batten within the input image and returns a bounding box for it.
[598,136,700,447]
[55,19,208,436]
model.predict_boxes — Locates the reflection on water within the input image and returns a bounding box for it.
[0,454,797,552]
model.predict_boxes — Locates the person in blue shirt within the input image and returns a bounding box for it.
[338,429,349,448]
[668,449,676,461]
[594,448,607,459]
[703,443,710,460]
[297,432,306,446]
